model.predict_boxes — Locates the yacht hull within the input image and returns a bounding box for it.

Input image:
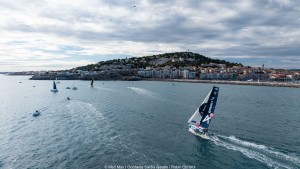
[188,127,210,140]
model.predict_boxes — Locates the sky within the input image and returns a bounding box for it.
[0,0,300,71]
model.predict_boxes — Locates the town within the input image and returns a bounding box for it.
[8,52,300,85]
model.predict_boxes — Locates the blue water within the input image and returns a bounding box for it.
[0,75,299,169]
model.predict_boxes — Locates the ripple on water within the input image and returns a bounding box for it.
[1,78,300,168]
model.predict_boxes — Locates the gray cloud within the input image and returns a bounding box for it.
[1,0,300,71]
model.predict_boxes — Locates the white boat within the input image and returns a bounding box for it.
[33,110,41,117]
[51,81,58,92]
[188,86,219,139]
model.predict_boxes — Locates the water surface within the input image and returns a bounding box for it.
[0,75,299,169]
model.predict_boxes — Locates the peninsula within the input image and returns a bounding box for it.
[10,52,300,88]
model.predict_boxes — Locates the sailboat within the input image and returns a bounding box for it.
[188,86,219,139]
[72,81,77,90]
[55,77,60,84]
[91,78,94,87]
[51,81,58,92]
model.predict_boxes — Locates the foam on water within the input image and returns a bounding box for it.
[128,87,193,109]
[210,135,298,169]
[93,86,116,91]
[218,135,300,165]
[65,100,175,165]
[128,87,158,97]
[66,100,108,130]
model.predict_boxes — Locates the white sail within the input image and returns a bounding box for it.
[56,77,60,83]
[188,89,212,125]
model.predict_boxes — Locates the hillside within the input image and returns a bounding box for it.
[75,52,243,71]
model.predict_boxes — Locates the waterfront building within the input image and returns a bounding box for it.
[182,70,189,79]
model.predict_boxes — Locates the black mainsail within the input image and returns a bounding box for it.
[91,78,94,86]
[53,81,57,90]
[51,81,58,92]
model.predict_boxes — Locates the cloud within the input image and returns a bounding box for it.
[0,0,300,71]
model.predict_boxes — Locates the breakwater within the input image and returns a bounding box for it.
[144,78,300,88]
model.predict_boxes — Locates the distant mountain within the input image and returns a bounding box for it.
[75,52,243,71]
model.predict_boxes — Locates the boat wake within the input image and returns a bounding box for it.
[128,87,158,98]
[209,135,300,169]
[93,86,115,91]
[128,87,195,109]
[65,100,111,138]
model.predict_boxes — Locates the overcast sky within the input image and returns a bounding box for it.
[1,0,300,71]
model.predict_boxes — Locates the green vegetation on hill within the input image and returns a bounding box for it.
[75,52,243,71]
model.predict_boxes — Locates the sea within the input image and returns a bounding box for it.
[0,75,299,169]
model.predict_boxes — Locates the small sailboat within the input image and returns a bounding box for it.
[56,77,60,84]
[188,86,219,139]
[72,81,77,90]
[51,81,58,92]
[91,78,94,87]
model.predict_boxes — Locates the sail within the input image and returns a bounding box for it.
[199,86,219,129]
[53,81,57,90]
[188,89,211,125]
[188,86,219,129]
[91,78,94,86]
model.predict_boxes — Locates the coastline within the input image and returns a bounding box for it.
[142,78,300,88]
[7,73,299,88]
